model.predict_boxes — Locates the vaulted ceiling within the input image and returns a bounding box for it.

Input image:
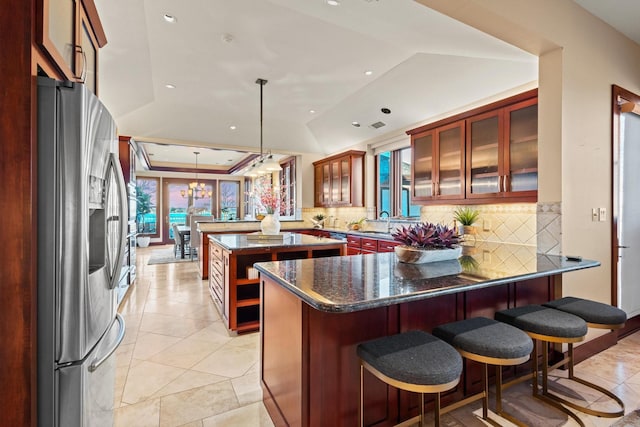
[93,0,638,172]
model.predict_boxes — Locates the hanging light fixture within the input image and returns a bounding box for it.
[244,78,281,176]
[181,151,212,199]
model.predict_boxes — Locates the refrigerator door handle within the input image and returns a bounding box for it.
[108,153,129,290]
[89,314,126,372]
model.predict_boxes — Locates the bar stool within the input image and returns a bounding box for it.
[432,317,533,426]
[357,330,463,426]
[495,305,588,426]
[542,297,626,417]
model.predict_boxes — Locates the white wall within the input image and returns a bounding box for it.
[416,0,640,305]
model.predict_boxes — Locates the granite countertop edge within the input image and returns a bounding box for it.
[254,256,600,313]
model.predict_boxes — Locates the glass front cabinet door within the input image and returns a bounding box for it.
[411,121,464,201]
[466,97,538,200]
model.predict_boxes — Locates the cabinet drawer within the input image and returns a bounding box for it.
[361,238,378,251]
[211,258,223,275]
[211,244,223,260]
[377,240,400,252]
[346,235,361,247]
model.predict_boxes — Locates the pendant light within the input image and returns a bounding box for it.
[180,151,212,199]
[245,78,281,176]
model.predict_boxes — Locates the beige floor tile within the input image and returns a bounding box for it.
[114,398,161,427]
[191,343,258,379]
[139,312,212,338]
[159,381,239,427]
[201,402,275,427]
[186,321,234,345]
[122,360,186,404]
[231,371,262,405]
[133,333,183,360]
[148,335,220,369]
[151,370,228,398]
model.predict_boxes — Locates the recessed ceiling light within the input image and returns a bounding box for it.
[327,0,340,5]
[163,14,177,23]
[165,84,176,89]
[229,125,236,130]
[352,121,361,127]
[309,109,316,114]
[364,70,373,76]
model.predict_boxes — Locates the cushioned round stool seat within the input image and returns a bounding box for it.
[433,317,533,425]
[433,317,533,361]
[357,330,462,387]
[357,330,462,426]
[495,305,587,339]
[543,297,627,327]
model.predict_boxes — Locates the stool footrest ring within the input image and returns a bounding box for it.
[541,375,625,418]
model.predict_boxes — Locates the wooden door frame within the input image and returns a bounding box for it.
[611,85,640,307]
[162,178,216,244]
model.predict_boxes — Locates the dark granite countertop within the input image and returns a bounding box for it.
[253,242,600,313]
[208,233,346,251]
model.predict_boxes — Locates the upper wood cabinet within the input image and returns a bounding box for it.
[466,97,538,200]
[37,0,107,94]
[408,89,538,204]
[313,150,365,207]
[412,121,465,201]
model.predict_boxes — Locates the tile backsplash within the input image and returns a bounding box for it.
[303,201,562,255]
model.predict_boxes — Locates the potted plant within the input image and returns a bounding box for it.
[453,207,480,236]
[347,217,366,231]
[391,222,461,263]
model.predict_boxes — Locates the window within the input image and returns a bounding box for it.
[136,177,159,236]
[280,157,296,217]
[376,147,420,218]
[219,180,240,220]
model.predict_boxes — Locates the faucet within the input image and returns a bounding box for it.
[379,211,391,233]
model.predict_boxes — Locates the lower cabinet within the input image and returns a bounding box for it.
[208,238,346,333]
[347,234,399,255]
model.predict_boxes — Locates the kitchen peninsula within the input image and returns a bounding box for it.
[208,233,346,333]
[254,243,600,426]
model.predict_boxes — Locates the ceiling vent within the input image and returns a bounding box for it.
[369,121,386,129]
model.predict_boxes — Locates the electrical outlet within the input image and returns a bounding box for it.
[483,220,491,231]
[592,208,599,222]
[598,207,607,222]
[483,250,491,263]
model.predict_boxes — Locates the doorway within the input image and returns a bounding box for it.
[161,178,216,244]
[613,85,640,318]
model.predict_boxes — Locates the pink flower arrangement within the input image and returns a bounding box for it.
[256,185,280,214]
[253,183,280,214]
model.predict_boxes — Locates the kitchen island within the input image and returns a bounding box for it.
[254,243,600,426]
[208,233,346,333]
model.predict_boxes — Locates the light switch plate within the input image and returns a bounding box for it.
[598,207,606,222]
[592,208,599,222]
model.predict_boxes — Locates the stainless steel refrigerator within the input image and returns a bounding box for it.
[37,77,127,427]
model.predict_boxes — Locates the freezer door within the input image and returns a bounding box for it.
[58,315,125,427]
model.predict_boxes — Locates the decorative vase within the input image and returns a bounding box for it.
[261,213,281,235]
[394,245,462,264]
[137,235,151,247]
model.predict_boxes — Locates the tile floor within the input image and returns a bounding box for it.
[115,245,640,426]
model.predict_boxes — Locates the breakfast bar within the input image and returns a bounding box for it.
[254,243,600,426]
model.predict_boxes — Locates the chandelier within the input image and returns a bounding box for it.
[244,78,281,177]
[181,151,212,200]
